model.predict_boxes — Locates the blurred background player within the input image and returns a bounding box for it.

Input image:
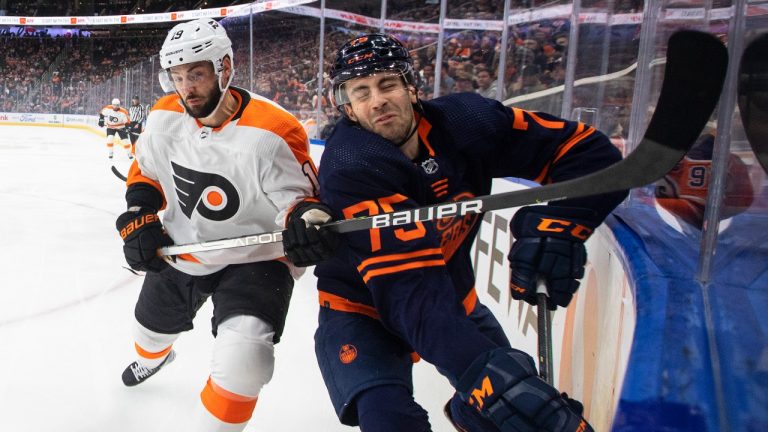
[115,18,331,432]
[654,125,754,230]
[283,33,628,432]
[127,95,146,153]
[98,97,132,159]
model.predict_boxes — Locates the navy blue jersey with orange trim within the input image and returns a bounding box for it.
[315,92,623,365]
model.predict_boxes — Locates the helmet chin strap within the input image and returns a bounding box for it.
[201,78,231,119]
[395,114,419,149]
[210,66,234,112]
[394,98,424,149]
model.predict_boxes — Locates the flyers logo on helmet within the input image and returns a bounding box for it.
[171,161,240,221]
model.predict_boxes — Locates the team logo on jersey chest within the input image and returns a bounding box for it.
[171,162,240,221]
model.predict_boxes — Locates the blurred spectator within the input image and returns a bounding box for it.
[453,73,475,93]
[554,32,569,53]
[520,64,545,93]
[655,130,755,230]
[475,69,497,99]
[51,71,62,96]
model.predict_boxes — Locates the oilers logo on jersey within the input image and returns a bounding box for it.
[171,162,240,221]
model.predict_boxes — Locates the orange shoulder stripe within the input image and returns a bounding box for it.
[533,123,595,184]
[527,111,566,129]
[238,98,313,169]
[552,125,595,165]
[151,94,184,113]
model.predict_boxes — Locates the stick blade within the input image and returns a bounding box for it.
[645,31,728,154]
[111,165,128,181]
[738,33,768,173]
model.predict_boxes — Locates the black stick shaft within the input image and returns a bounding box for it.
[537,286,554,385]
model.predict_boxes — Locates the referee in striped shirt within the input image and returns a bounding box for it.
[128,95,146,149]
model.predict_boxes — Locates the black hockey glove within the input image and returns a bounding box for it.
[282,201,339,267]
[456,347,594,432]
[98,116,104,127]
[508,205,599,310]
[116,207,173,272]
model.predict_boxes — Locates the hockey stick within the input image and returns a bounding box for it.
[536,282,554,385]
[160,30,728,257]
[737,33,768,173]
[111,165,128,181]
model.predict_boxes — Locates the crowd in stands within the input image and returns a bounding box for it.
[1,0,644,140]
[0,29,162,114]
[3,1,246,17]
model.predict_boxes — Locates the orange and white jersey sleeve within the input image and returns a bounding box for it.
[100,106,130,128]
[238,96,319,226]
[134,88,317,276]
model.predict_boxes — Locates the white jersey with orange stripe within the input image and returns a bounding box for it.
[130,87,318,277]
[100,105,130,129]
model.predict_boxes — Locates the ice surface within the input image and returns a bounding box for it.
[0,125,453,432]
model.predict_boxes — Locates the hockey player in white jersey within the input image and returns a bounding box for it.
[98,98,132,159]
[115,18,336,432]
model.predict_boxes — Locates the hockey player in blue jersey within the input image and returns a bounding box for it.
[283,33,627,432]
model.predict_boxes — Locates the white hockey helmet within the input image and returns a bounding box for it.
[158,18,234,93]
[112,98,120,106]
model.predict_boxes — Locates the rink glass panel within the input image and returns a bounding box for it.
[436,0,504,99]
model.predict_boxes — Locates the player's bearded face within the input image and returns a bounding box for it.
[344,73,417,144]
[169,62,222,118]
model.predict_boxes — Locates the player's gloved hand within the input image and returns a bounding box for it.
[456,347,594,432]
[508,205,599,310]
[98,117,104,127]
[282,201,339,267]
[116,207,173,272]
